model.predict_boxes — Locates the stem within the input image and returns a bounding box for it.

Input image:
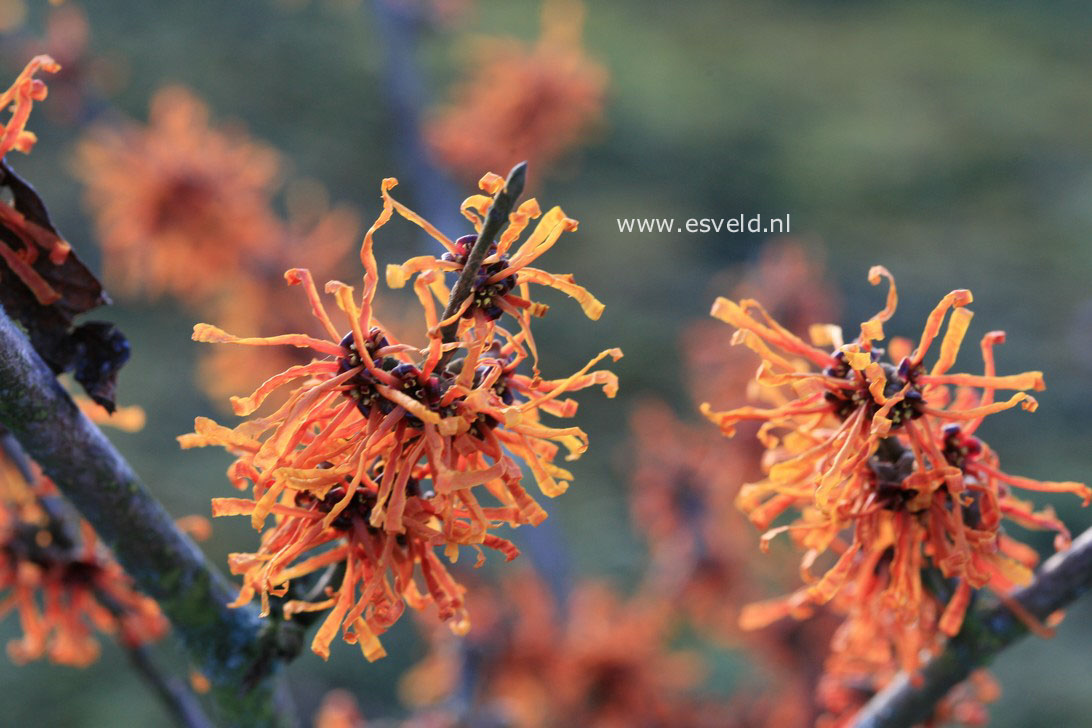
[436,161,528,356]
[370,0,465,248]
[851,526,1092,728]
[0,305,293,727]
[124,643,215,728]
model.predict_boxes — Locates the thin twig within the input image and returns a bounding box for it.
[370,0,465,249]
[851,526,1092,728]
[0,428,35,482]
[0,306,294,727]
[123,642,216,728]
[436,161,528,358]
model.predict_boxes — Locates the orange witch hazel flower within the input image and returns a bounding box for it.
[73,85,282,301]
[181,171,620,661]
[426,0,607,181]
[0,453,167,667]
[702,266,1089,674]
[401,572,722,728]
[626,399,760,637]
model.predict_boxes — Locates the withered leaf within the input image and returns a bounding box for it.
[0,159,129,411]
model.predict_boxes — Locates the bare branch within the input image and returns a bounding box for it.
[124,643,215,728]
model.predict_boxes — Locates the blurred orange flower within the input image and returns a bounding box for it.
[0,0,27,33]
[628,399,756,634]
[816,609,1000,727]
[426,0,607,181]
[0,452,167,667]
[314,689,366,728]
[75,395,146,432]
[73,86,282,301]
[626,244,844,725]
[402,572,726,728]
[632,243,841,633]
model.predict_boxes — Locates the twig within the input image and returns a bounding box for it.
[437,160,528,355]
[123,643,216,728]
[370,0,465,250]
[851,526,1092,728]
[0,306,295,727]
[0,428,35,482]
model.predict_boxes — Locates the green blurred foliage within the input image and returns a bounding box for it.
[1,0,1090,725]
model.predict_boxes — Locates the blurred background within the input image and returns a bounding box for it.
[2,0,1090,725]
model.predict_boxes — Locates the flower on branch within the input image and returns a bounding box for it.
[401,572,724,728]
[0,452,167,667]
[426,0,607,181]
[181,171,620,661]
[73,86,282,301]
[385,171,604,368]
[702,266,1089,722]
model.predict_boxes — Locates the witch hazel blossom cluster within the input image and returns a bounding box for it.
[181,171,620,661]
[702,265,1088,725]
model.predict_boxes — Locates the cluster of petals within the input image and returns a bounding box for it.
[0,454,166,667]
[182,172,619,660]
[73,86,283,301]
[703,265,1088,688]
[401,573,722,728]
[425,0,606,180]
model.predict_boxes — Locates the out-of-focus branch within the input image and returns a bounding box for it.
[0,305,295,728]
[852,526,1092,728]
[123,643,215,728]
[370,0,465,244]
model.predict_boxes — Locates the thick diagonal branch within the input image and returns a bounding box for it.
[851,526,1092,728]
[0,305,293,728]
